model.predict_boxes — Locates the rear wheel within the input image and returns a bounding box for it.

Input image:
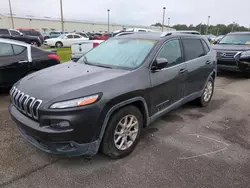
[55,42,63,48]
[101,105,143,159]
[196,77,214,107]
[30,41,38,46]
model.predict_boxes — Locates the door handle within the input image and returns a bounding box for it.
[206,60,212,64]
[18,60,28,64]
[179,68,186,74]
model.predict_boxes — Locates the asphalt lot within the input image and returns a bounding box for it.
[0,72,250,188]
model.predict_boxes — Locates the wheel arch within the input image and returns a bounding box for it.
[98,97,150,143]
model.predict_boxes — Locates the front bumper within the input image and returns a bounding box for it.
[217,60,250,73]
[9,104,100,157]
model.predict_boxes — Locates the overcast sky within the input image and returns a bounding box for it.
[0,0,249,27]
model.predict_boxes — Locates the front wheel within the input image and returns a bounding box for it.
[101,105,143,159]
[196,77,214,107]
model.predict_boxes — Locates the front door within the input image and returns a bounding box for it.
[64,34,75,47]
[0,42,29,86]
[150,39,187,116]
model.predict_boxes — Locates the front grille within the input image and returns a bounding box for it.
[10,86,42,120]
[218,51,238,60]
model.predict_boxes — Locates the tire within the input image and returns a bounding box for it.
[196,77,214,107]
[30,41,38,46]
[55,41,63,48]
[101,105,143,159]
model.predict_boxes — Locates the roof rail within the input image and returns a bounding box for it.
[161,30,201,37]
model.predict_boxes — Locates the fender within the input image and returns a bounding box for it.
[98,97,150,142]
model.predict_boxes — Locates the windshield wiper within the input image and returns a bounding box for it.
[90,63,113,69]
[83,56,89,64]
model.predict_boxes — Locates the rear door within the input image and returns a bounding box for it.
[0,42,29,86]
[150,38,187,115]
[181,37,213,96]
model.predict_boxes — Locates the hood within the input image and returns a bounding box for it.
[15,62,130,100]
[212,44,250,51]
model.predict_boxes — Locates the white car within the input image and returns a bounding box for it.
[44,33,89,48]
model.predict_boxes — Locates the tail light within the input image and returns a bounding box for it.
[48,54,60,62]
[93,42,99,48]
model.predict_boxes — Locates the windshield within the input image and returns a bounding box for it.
[219,34,250,45]
[57,34,66,39]
[79,38,156,69]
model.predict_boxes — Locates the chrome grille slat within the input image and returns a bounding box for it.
[10,87,43,120]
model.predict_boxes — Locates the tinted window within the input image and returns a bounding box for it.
[0,29,9,35]
[73,35,80,38]
[10,30,21,36]
[12,44,26,55]
[20,30,31,35]
[67,35,73,39]
[138,30,146,32]
[182,39,205,61]
[157,39,183,67]
[201,40,210,54]
[31,31,41,36]
[0,42,14,56]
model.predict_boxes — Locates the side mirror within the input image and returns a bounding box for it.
[20,33,24,36]
[152,58,168,71]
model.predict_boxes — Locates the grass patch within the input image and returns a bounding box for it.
[43,47,72,63]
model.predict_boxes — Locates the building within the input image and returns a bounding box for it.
[0,13,175,33]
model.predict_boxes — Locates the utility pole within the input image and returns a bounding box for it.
[60,0,64,32]
[162,7,166,32]
[168,17,170,26]
[206,16,210,35]
[107,9,110,33]
[216,26,219,36]
[8,0,14,28]
[199,23,202,34]
[231,22,235,32]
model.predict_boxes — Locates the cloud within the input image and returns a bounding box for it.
[0,0,249,27]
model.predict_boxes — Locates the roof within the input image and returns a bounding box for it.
[115,31,206,41]
[228,32,250,35]
[0,38,30,47]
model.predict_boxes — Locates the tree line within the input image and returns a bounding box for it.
[152,23,250,36]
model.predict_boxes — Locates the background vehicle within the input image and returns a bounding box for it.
[71,40,104,60]
[125,28,152,32]
[49,31,64,39]
[0,28,42,46]
[92,33,111,40]
[234,50,250,74]
[75,32,90,39]
[9,32,216,159]
[44,33,89,48]
[0,38,60,87]
[213,32,250,74]
[17,29,44,43]
[213,35,224,44]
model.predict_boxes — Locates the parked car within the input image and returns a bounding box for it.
[234,50,250,74]
[49,31,64,39]
[0,38,60,87]
[0,28,42,46]
[213,35,224,44]
[44,33,89,48]
[92,33,111,40]
[71,40,104,61]
[213,32,250,74]
[9,32,216,158]
[42,33,51,40]
[17,29,44,43]
[75,32,90,39]
[126,28,152,32]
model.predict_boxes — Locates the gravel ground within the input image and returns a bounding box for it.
[0,72,249,188]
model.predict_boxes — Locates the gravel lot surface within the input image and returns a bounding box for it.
[0,72,249,188]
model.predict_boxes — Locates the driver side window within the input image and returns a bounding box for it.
[157,39,183,67]
[67,35,73,39]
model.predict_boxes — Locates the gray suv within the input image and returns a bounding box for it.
[9,32,217,158]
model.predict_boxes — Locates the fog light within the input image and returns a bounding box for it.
[50,120,71,129]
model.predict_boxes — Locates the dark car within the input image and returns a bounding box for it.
[17,29,44,43]
[0,38,60,87]
[213,32,250,74]
[0,29,42,46]
[9,32,216,158]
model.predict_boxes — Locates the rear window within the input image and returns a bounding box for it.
[12,44,26,55]
[0,29,9,35]
[0,42,14,56]
[182,39,205,61]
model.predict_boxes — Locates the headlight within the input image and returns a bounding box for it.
[50,94,99,109]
